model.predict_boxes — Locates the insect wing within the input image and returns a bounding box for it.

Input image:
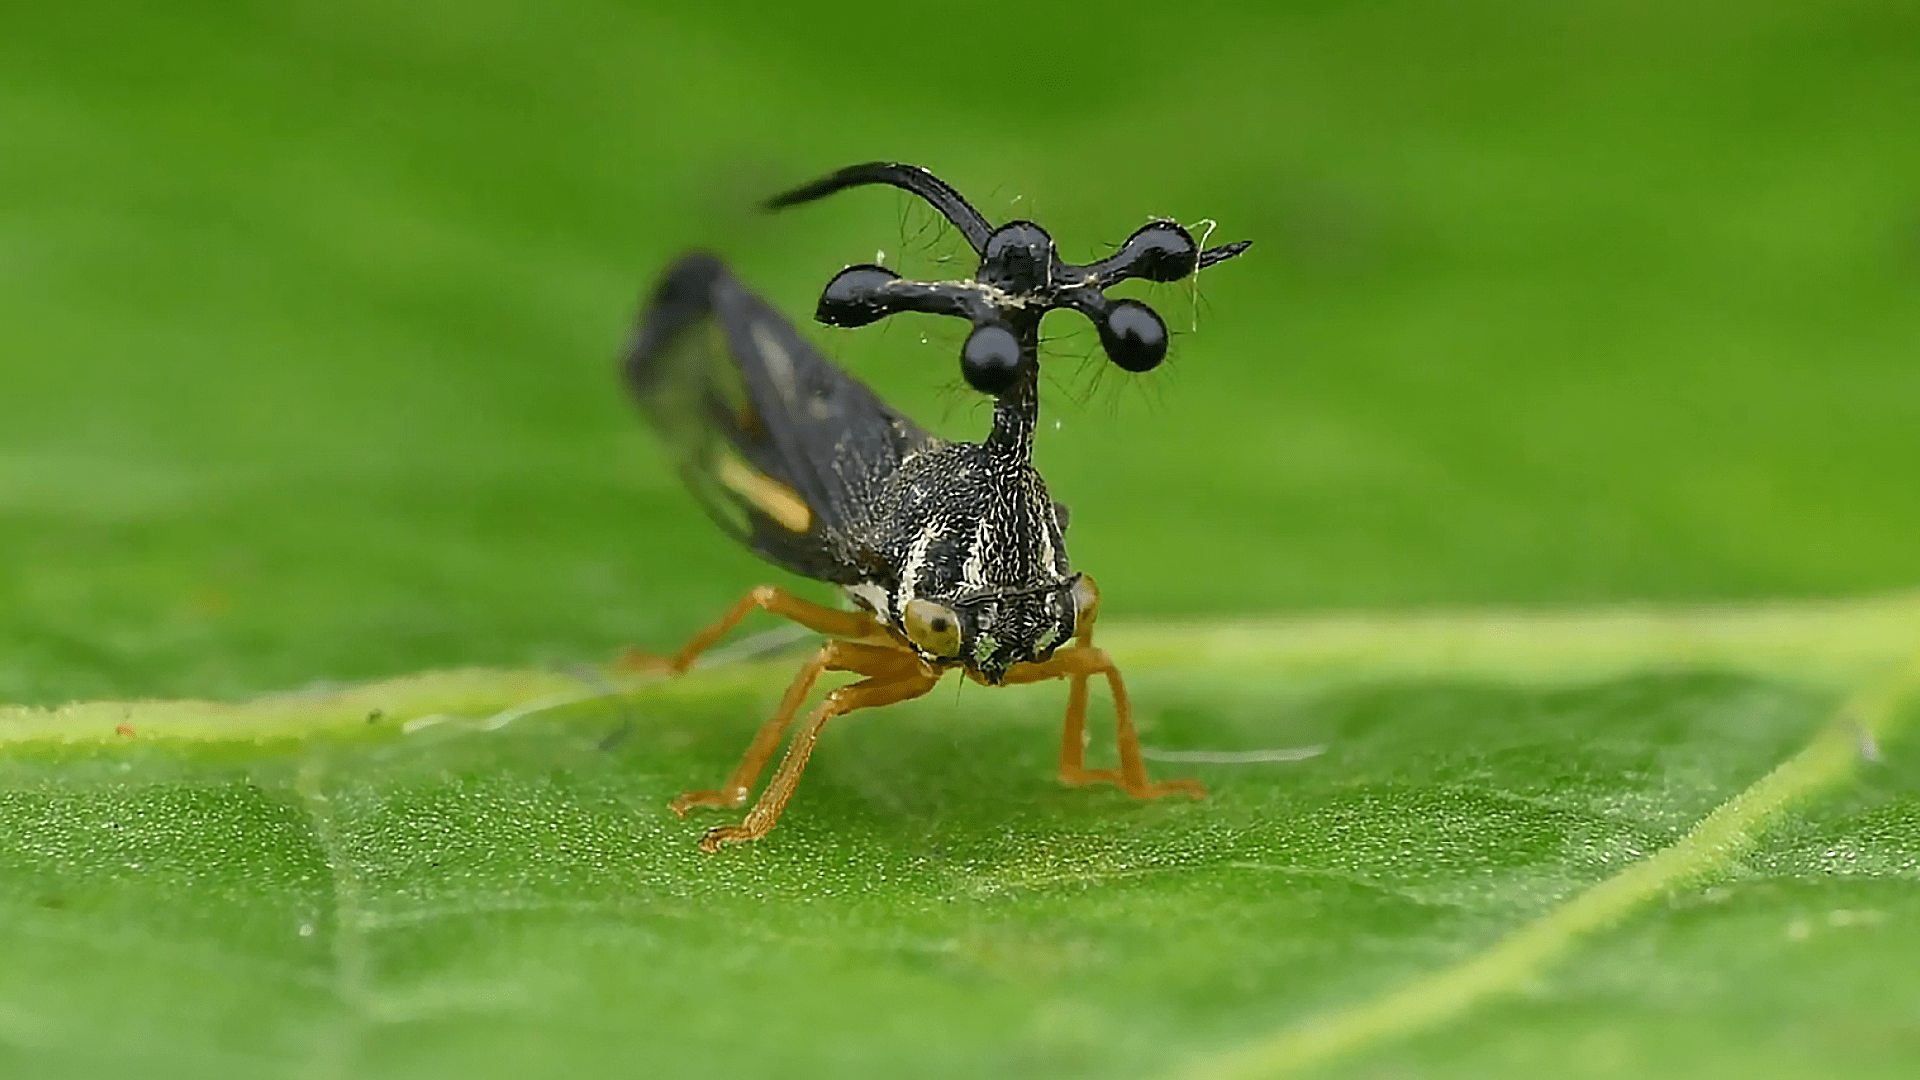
[626,254,937,585]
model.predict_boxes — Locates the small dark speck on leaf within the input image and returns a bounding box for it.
[366,709,385,724]
[115,722,135,737]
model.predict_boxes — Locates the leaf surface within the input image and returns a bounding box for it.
[4,602,1916,1079]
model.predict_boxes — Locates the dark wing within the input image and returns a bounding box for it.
[624,253,940,585]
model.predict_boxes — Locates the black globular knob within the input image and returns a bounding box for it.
[1116,222,1199,282]
[816,264,901,327]
[1099,300,1169,372]
[980,221,1054,294]
[961,323,1024,394]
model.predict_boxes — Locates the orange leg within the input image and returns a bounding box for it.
[1001,644,1205,801]
[668,642,836,816]
[1061,578,1111,788]
[624,584,885,675]
[694,641,940,852]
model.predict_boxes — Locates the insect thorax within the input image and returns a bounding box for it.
[845,440,1076,679]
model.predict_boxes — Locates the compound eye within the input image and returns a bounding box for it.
[816,264,901,327]
[961,323,1024,394]
[902,598,962,658]
[1117,222,1199,282]
[1098,300,1168,372]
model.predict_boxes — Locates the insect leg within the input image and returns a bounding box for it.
[1057,658,1120,790]
[1059,579,1109,788]
[625,585,885,676]
[1001,647,1206,801]
[668,642,836,816]
[697,642,939,852]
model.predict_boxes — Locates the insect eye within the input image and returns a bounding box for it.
[1116,222,1200,282]
[1099,300,1169,373]
[903,599,963,658]
[1071,575,1100,624]
[961,323,1024,394]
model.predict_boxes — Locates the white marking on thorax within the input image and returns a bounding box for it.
[843,582,891,622]
[1036,508,1058,573]
[959,515,992,590]
[895,526,937,616]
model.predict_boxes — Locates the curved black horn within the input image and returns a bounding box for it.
[764,162,993,253]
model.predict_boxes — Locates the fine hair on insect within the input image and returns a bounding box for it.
[624,162,1250,850]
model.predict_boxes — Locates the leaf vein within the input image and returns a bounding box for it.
[1165,654,1920,1080]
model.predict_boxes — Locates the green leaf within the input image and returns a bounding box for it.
[4,600,1916,1078]
[7,1,1918,1076]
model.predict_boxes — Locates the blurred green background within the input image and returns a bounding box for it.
[2,0,1916,707]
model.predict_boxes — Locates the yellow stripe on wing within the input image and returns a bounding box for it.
[716,452,813,533]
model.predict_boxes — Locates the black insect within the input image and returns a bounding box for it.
[624,163,1249,851]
